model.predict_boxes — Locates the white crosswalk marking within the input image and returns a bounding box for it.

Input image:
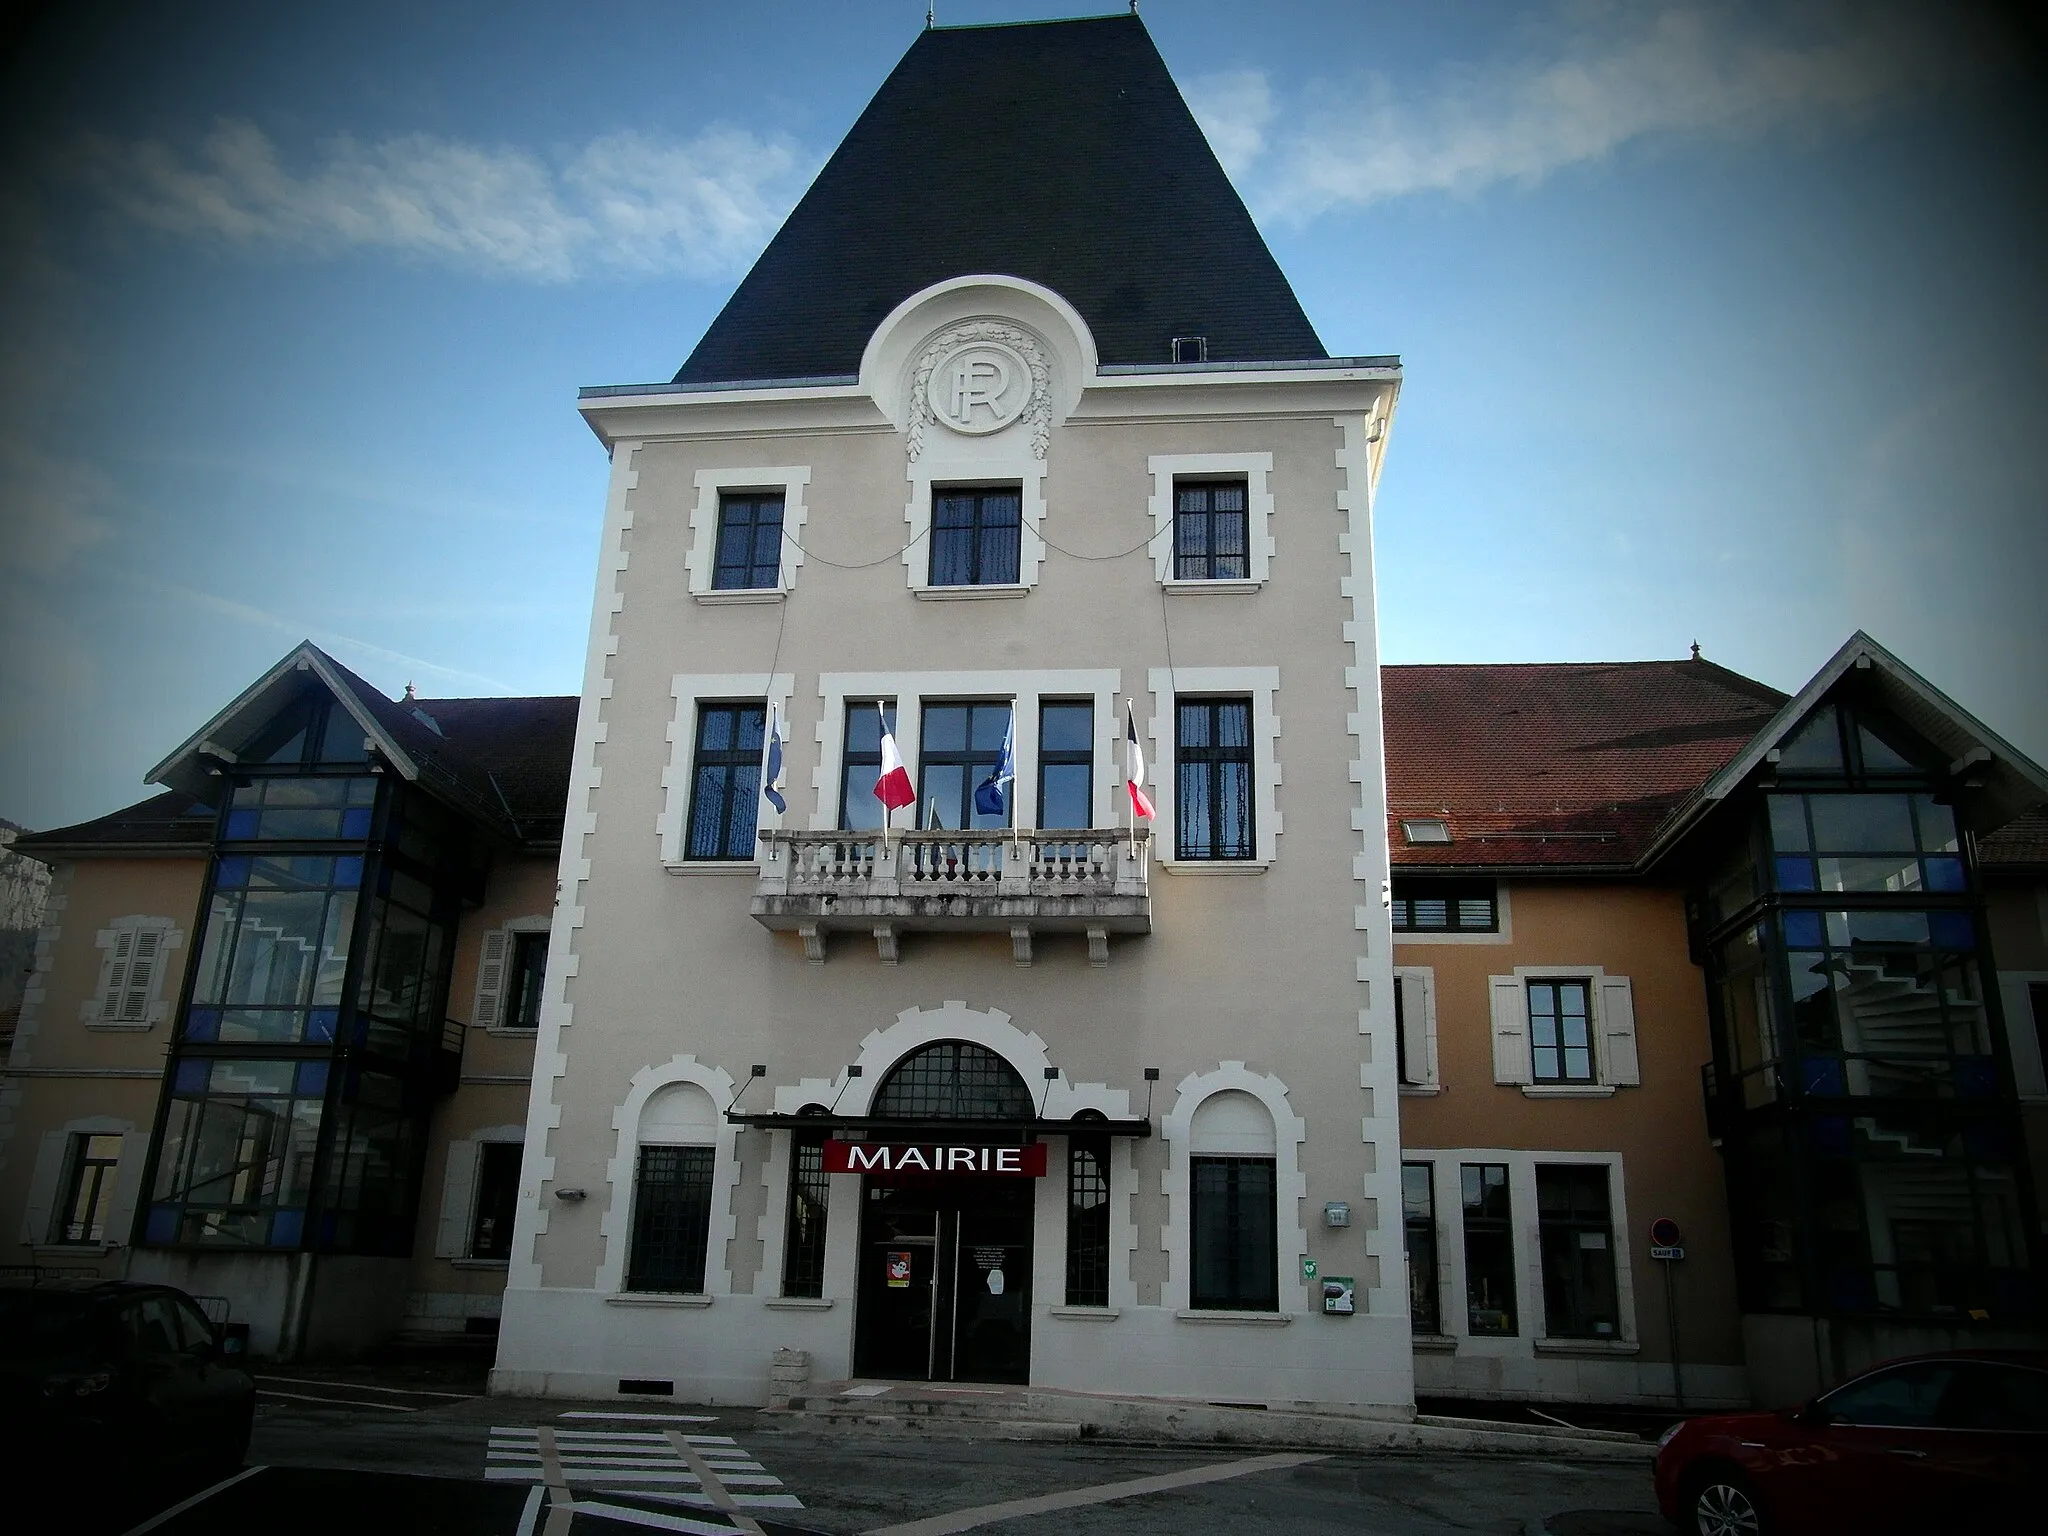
[485,1424,804,1516]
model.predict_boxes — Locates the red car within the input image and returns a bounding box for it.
[1653,1350,2048,1534]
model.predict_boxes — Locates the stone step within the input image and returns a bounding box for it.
[776,1406,1082,1441]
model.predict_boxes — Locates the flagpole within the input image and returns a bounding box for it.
[1125,699,1136,860]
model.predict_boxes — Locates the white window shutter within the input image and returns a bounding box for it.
[118,927,161,1023]
[1490,976,1532,1085]
[473,930,510,1029]
[22,1131,69,1244]
[1599,976,1641,1086]
[1398,972,1436,1088]
[436,1140,483,1258]
[94,930,135,1022]
[106,1133,145,1246]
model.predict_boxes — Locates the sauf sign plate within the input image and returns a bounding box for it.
[823,1140,1047,1177]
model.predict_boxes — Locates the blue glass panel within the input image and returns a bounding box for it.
[1774,857,1817,891]
[295,1061,330,1097]
[224,809,260,839]
[1782,911,1824,948]
[183,1008,219,1042]
[1929,911,1976,950]
[145,1206,180,1244]
[1953,1056,1997,1098]
[1923,858,1967,893]
[174,1059,210,1095]
[1800,1056,1846,1097]
[333,855,364,888]
[269,1209,304,1247]
[340,807,373,839]
[304,1008,338,1044]
[1808,1115,1851,1156]
[215,855,253,888]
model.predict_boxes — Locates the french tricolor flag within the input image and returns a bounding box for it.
[874,706,917,815]
[1125,702,1155,820]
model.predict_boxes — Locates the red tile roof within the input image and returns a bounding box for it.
[1981,812,2048,870]
[1383,659,1786,871]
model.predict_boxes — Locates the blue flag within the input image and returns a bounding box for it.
[762,706,786,814]
[973,712,1014,818]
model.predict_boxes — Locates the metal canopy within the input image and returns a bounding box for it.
[724,1112,1151,1139]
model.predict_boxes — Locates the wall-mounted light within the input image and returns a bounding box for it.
[554,1187,587,1202]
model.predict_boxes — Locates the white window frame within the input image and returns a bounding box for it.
[905,466,1044,599]
[435,1124,526,1262]
[20,1116,144,1252]
[1394,966,1441,1094]
[1996,972,2048,1100]
[1147,452,1275,593]
[657,672,797,868]
[1408,1147,1638,1356]
[1488,966,1640,1095]
[472,917,553,1034]
[80,916,181,1030]
[1147,666,1283,871]
[809,670,1122,831]
[684,466,810,602]
[597,1056,742,1299]
[1160,1062,1309,1318]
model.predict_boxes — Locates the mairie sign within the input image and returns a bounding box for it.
[823,1140,1048,1177]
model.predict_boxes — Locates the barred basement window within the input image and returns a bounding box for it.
[1065,1135,1110,1307]
[626,1145,715,1293]
[781,1132,830,1299]
[1390,879,1497,933]
[1190,1155,1277,1311]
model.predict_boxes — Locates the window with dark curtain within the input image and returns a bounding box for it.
[469,1141,522,1260]
[1175,698,1253,860]
[711,493,784,590]
[685,703,766,859]
[930,487,1021,586]
[504,932,548,1029]
[1066,1136,1111,1306]
[1537,1164,1618,1338]
[1462,1163,1517,1334]
[626,1144,715,1292]
[1173,480,1249,580]
[1403,1162,1440,1334]
[781,1132,830,1298]
[1190,1155,1277,1310]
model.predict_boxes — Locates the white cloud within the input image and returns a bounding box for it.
[70,118,818,282]
[1207,2,1994,222]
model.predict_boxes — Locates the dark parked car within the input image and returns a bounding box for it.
[1654,1350,2048,1534]
[0,1281,254,1489]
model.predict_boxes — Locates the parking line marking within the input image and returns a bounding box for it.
[535,1427,576,1536]
[859,1451,1329,1536]
[563,1504,739,1536]
[257,1388,415,1412]
[120,1465,266,1535]
[663,1429,767,1536]
[513,1485,545,1536]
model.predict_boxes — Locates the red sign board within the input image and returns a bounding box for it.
[823,1140,1047,1177]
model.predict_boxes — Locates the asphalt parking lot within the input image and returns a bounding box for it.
[75,1370,1670,1536]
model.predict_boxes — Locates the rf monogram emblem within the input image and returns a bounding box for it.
[925,340,1032,435]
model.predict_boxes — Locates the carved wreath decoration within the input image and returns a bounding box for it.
[907,321,1053,462]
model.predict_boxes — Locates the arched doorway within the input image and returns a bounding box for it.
[853,1041,1037,1383]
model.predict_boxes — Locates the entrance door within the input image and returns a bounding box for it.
[855,1177,1032,1383]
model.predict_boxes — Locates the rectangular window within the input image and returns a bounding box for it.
[781,1133,830,1299]
[1462,1163,1517,1335]
[1529,980,1595,1083]
[1403,1162,1440,1334]
[1038,702,1094,830]
[185,851,363,1047]
[53,1133,123,1244]
[1767,792,1966,896]
[1172,480,1249,581]
[1390,878,1498,933]
[626,1144,715,1293]
[838,702,896,831]
[147,1058,327,1248]
[503,933,548,1030]
[930,486,1021,586]
[1065,1136,1111,1307]
[711,493,784,590]
[1537,1165,1619,1338]
[1175,698,1254,860]
[469,1142,522,1261]
[1190,1155,1277,1311]
[222,774,378,842]
[918,702,1013,830]
[685,703,766,860]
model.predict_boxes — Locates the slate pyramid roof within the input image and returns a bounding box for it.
[675,13,1326,384]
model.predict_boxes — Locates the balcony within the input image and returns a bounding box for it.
[752,828,1151,964]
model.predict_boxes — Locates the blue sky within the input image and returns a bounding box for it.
[1,0,2042,830]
